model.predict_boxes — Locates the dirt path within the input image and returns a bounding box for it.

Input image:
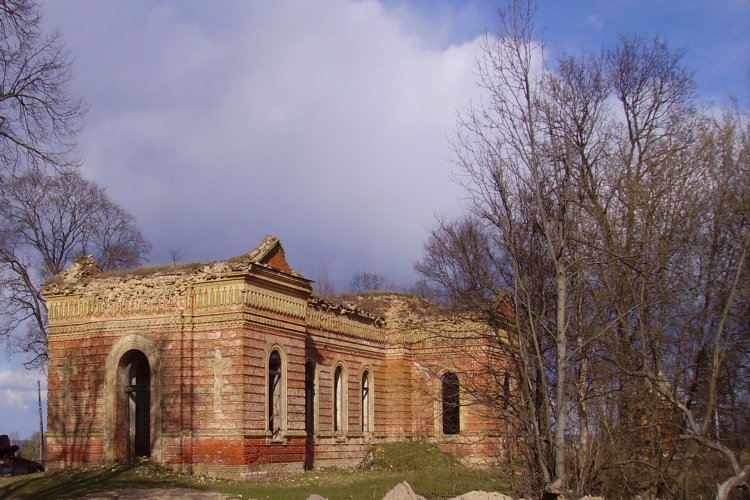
[79,488,238,499]
[0,472,45,487]
[1,474,242,499]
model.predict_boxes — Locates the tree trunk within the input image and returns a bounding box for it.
[554,262,568,486]
[716,465,749,500]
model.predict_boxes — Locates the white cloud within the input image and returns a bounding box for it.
[0,370,46,391]
[0,361,46,438]
[0,370,46,414]
[4,389,31,411]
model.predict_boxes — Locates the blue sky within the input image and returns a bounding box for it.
[1,0,748,439]
[536,0,748,105]
[386,0,748,105]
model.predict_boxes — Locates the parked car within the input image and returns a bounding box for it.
[0,434,44,476]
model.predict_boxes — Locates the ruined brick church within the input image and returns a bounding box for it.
[43,236,508,478]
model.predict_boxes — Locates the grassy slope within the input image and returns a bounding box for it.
[0,442,510,499]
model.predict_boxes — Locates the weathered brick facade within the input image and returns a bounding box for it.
[43,237,510,478]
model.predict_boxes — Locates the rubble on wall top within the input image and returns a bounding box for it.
[240,235,279,263]
[310,291,459,322]
[308,296,385,327]
[308,291,490,342]
[42,235,306,295]
[56,255,102,283]
[342,292,447,320]
[335,292,495,342]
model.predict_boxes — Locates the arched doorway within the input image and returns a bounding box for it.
[104,333,161,464]
[118,350,151,461]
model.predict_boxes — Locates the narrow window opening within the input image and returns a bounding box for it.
[361,370,371,432]
[442,372,460,435]
[268,350,283,437]
[334,366,344,432]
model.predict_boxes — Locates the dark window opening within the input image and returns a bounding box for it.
[121,349,151,460]
[268,350,283,436]
[442,371,460,435]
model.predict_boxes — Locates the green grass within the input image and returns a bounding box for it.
[0,442,511,499]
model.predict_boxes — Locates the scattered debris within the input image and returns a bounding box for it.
[451,492,515,500]
[382,481,427,500]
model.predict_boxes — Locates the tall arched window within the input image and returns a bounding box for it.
[361,369,373,433]
[268,349,285,437]
[442,371,460,435]
[333,365,347,432]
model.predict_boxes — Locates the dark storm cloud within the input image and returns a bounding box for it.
[42,0,484,289]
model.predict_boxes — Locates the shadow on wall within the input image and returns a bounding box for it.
[52,351,103,466]
[304,334,325,470]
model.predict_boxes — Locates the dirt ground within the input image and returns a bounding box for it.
[0,475,238,499]
[78,487,237,499]
[0,472,45,487]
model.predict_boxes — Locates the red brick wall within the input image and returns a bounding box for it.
[46,290,509,475]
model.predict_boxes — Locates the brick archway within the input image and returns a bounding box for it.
[104,333,162,462]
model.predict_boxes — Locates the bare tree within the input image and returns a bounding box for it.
[638,111,750,500]
[349,271,387,294]
[403,279,440,303]
[168,247,182,268]
[314,264,336,297]
[0,0,84,174]
[0,169,150,367]
[445,0,599,491]
[16,430,42,461]
[418,1,749,497]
